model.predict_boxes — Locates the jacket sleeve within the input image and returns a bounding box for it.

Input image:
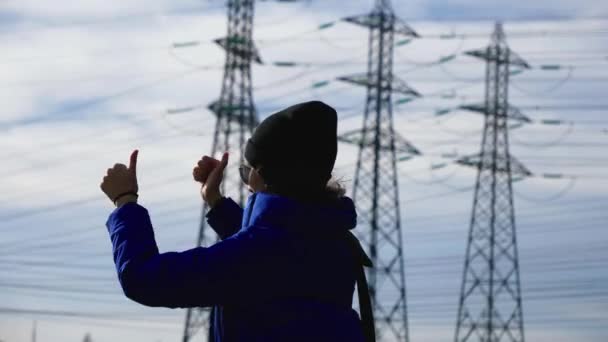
[205,197,244,239]
[106,202,272,309]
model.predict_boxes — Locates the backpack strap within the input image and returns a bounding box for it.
[345,232,376,342]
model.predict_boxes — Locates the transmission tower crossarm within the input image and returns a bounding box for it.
[337,74,421,96]
[459,103,532,123]
[339,128,420,156]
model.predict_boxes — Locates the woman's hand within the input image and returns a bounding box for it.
[193,152,229,208]
[101,150,139,206]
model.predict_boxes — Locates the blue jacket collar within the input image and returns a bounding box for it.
[242,192,357,234]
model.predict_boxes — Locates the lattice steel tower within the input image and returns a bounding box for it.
[454,22,531,342]
[182,1,261,340]
[337,0,419,340]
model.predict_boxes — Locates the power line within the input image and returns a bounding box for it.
[2,197,605,263]
[0,306,184,322]
[1,65,207,133]
[1,165,603,254]
[3,194,604,259]
[5,147,605,237]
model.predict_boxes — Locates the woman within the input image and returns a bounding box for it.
[100,101,374,342]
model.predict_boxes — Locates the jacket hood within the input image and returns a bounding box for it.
[242,192,357,235]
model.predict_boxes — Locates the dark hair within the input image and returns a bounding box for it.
[325,178,347,199]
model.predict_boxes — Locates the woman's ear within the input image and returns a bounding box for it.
[256,166,265,182]
[250,166,268,192]
[260,168,271,190]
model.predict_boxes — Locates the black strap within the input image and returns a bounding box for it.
[356,261,376,342]
[345,232,375,342]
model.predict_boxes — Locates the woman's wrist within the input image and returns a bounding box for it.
[207,193,224,209]
[115,194,139,207]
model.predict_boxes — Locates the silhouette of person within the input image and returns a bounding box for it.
[100,101,374,342]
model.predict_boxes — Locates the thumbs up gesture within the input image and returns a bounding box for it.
[193,152,229,208]
[101,150,139,206]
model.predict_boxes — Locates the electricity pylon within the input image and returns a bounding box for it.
[182,0,260,341]
[337,0,420,340]
[454,22,531,342]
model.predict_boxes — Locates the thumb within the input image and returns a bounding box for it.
[207,152,229,187]
[129,149,139,175]
[218,152,229,170]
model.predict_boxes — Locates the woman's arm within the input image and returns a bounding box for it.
[106,202,267,308]
[205,197,244,239]
[192,153,243,239]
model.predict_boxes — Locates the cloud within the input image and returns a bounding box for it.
[1,0,206,20]
[1,1,607,342]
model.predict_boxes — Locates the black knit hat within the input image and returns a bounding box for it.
[245,101,338,194]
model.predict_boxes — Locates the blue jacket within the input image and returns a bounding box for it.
[106,192,367,342]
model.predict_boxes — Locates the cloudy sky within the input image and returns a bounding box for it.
[0,0,607,341]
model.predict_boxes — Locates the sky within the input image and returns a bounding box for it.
[0,0,607,341]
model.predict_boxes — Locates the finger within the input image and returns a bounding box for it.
[196,158,220,184]
[198,157,219,168]
[207,152,229,187]
[129,149,139,175]
[107,168,114,175]
[193,166,203,182]
[213,152,229,175]
[113,163,127,170]
[219,152,229,169]
[197,162,219,180]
